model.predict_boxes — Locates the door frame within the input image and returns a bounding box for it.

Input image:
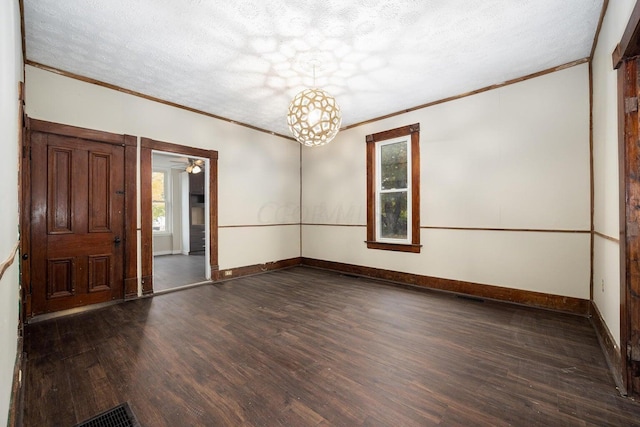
[140,137,218,294]
[614,0,640,398]
[21,118,137,318]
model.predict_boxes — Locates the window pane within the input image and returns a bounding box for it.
[380,191,408,239]
[380,141,407,190]
[152,172,165,201]
[152,201,166,231]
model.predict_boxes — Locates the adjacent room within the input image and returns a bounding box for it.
[2,0,640,425]
[151,152,208,292]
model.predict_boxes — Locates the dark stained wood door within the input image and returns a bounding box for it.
[30,131,125,314]
[621,57,640,398]
[614,1,640,399]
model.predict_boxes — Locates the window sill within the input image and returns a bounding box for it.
[365,241,421,253]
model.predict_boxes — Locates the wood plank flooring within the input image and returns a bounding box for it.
[23,267,640,426]
[153,253,207,291]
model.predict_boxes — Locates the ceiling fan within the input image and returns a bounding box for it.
[185,158,204,174]
[166,156,205,174]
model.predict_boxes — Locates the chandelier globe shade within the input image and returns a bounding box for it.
[287,88,342,147]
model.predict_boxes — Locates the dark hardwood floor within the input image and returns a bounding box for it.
[153,253,207,291]
[23,267,640,426]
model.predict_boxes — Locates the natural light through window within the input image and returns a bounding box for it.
[377,138,411,243]
[152,170,170,233]
[366,123,420,253]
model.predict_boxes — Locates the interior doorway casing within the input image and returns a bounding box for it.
[140,137,218,294]
[614,0,640,399]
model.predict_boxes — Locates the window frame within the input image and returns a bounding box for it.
[366,123,421,253]
[375,137,412,244]
[152,169,171,234]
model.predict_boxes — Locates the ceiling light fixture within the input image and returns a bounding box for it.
[287,64,342,147]
[185,159,204,174]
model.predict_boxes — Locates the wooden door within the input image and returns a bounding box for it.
[29,130,125,315]
[620,57,640,398]
[613,1,640,399]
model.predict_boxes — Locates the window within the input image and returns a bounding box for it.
[378,139,410,242]
[366,123,420,252]
[152,170,170,233]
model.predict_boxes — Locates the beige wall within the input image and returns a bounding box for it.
[25,65,302,274]
[592,0,637,348]
[23,39,596,302]
[0,0,23,423]
[303,64,591,299]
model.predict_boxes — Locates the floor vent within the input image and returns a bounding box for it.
[74,403,140,427]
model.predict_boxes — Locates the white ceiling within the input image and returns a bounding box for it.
[23,0,604,139]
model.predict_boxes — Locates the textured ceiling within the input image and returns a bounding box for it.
[23,0,604,139]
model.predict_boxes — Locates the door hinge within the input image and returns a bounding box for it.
[626,97,638,113]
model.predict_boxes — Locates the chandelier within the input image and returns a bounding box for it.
[287,65,342,147]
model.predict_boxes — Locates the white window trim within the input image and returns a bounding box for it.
[152,168,172,235]
[375,137,412,245]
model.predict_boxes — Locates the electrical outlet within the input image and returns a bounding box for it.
[224,270,233,277]
[601,279,605,292]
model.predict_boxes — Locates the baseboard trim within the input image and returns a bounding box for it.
[152,250,174,256]
[209,256,590,315]
[214,257,302,281]
[590,301,626,395]
[301,258,590,315]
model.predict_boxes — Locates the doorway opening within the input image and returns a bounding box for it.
[140,137,218,295]
[151,151,208,292]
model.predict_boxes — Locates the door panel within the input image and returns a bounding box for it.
[48,147,73,234]
[88,254,112,292]
[47,258,74,298]
[31,132,125,315]
[89,152,112,232]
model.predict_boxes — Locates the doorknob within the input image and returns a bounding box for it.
[114,236,121,245]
